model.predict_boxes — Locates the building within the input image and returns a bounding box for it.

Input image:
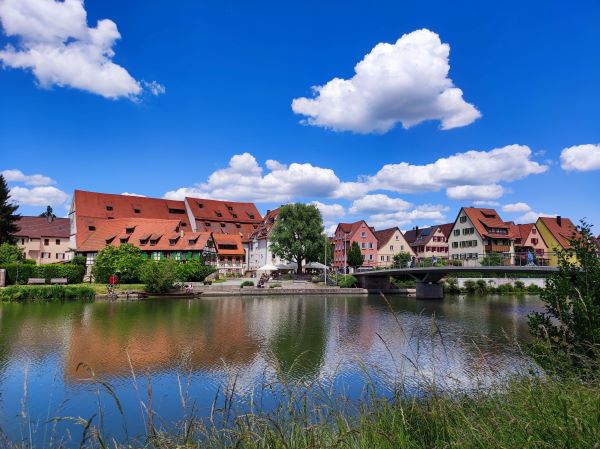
[75,217,217,266]
[13,216,71,264]
[509,222,549,265]
[448,208,515,265]
[332,221,378,270]
[213,233,245,275]
[403,224,452,261]
[373,227,415,267]
[70,190,262,273]
[247,209,297,272]
[536,216,579,266]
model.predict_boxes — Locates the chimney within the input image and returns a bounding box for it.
[47,215,53,224]
[415,226,419,234]
[556,216,562,227]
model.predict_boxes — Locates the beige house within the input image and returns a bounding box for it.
[14,217,71,264]
[373,227,415,267]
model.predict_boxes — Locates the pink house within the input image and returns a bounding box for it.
[332,220,378,270]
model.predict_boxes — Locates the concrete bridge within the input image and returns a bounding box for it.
[355,266,559,299]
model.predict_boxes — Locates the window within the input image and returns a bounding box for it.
[134,208,141,214]
[216,212,223,217]
[232,213,238,218]
[106,206,113,211]
[381,256,385,261]
[140,239,148,246]
[20,238,25,245]
[532,228,537,234]
[153,252,161,261]
[361,232,366,237]
[460,216,467,223]
[169,239,178,246]
[41,252,51,259]
[44,239,49,246]
[86,253,96,265]
[220,223,226,227]
[531,238,538,245]
[235,223,241,228]
[454,229,460,236]
[227,206,233,211]
[56,253,65,260]
[389,245,394,251]
[56,239,60,245]
[126,227,135,234]
[197,202,203,208]
[169,208,185,214]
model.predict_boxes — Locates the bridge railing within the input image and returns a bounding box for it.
[362,252,560,271]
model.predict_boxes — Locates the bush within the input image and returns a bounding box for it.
[176,259,216,282]
[240,280,254,288]
[71,255,86,267]
[0,243,24,265]
[463,280,477,294]
[2,263,85,284]
[138,259,178,294]
[269,283,282,288]
[443,277,461,294]
[392,251,412,268]
[338,275,358,288]
[476,279,488,294]
[92,244,144,284]
[0,285,95,301]
[526,283,543,294]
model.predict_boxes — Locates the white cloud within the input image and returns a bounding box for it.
[560,144,600,172]
[446,184,504,201]
[365,145,547,193]
[368,204,449,229]
[9,185,69,206]
[0,0,163,99]
[310,201,345,220]
[121,192,146,197]
[1,169,55,186]
[164,153,342,203]
[502,202,531,213]
[349,194,411,214]
[291,29,480,133]
[473,200,500,207]
[517,210,555,223]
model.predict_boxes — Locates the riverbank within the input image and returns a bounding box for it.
[0,284,95,301]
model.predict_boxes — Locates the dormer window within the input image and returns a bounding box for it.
[220,223,226,227]
[169,239,178,246]
[227,206,233,211]
[181,222,186,227]
[88,226,96,231]
[120,238,128,244]
[197,202,203,208]
[125,227,134,234]
[169,208,185,215]
[134,208,141,214]
[149,239,158,246]
[216,212,223,217]
[248,213,255,219]
[205,222,211,227]
[235,223,241,228]
[189,239,197,245]
[140,239,148,246]
[106,206,113,211]
[232,213,237,218]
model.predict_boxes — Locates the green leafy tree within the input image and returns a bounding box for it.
[139,259,178,293]
[92,244,144,284]
[0,243,24,265]
[317,235,334,266]
[392,251,412,268]
[269,203,325,274]
[346,241,363,270]
[39,205,56,219]
[528,220,600,374]
[0,175,20,244]
[482,252,504,266]
[176,259,216,282]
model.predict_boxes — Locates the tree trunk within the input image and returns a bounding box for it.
[296,259,302,275]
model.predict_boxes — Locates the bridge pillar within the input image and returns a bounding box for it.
[415,281,443,300]
[357,275,391,292]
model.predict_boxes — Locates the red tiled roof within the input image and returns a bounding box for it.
[373,227,399,249]
[73,190,192,246]
[77,218,212,253]
[538,216,579,249]
[250,208,279,240]
[213,233,245,256]
[336,220,369,238]
[14,216,70,238]
[462,208,514,239]
[438,223,454,239]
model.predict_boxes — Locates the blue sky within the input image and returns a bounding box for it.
[1,0,599,233]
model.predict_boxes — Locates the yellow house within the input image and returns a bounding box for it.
[373,227,415,267]
[536,216,579,266]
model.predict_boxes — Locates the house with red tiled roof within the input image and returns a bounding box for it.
[508,222,549,265]
[213,233,245,275]
[403,224,452,261]
[332,220,378,271]
[536,216,580,266]
[14,216,71,264]
[448,207,516,265]
[373,227,415,267]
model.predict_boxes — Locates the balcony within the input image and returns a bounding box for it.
[484,245,511,253]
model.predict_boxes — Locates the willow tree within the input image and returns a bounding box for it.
[269,203,324,274]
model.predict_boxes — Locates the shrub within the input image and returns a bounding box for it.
[3,263,35,284]
[476,279,488,294]
[496,284,514,294]
[138,259,178,293]
[463,280,477,294]
[0,285,95,301]
[2,263,85,284]
[176,259,216,282]
[526,283,543,294]
[92,244,144,284]
[269,283,282,288]
[71,255,86,267]
[443,277,461,294]
[240,280,254,288]
[392,251,412,268]
[0,243,24,265]
[514,280,526,291]
[338,275,358,288]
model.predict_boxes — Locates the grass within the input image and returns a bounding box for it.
[68,283,146,294]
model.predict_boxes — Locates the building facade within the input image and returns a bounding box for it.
[536,216,579,266]
[510,223,549,265]
[14,217,71,264]
[213,233,245,275]
[373,227,415,267]
[448,207,515,265]
[332,221,378,270]
[403,224,452,261]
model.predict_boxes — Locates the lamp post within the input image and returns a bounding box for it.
[324,236,327,285]
[344,232,348,276]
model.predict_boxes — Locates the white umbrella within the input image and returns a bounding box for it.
[257,263,279,272]
[276,262,296,270]
[305,262,328,270]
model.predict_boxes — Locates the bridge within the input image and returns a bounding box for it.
[354,265,559,299]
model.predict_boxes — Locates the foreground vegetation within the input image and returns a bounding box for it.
[0,284,95,301]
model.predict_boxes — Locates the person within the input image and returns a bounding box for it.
[410,256,416,268]
[185,283,193,294]
[432,256,437,266]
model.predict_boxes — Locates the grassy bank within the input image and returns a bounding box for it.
[0,284,95,301]
[68,282,146,294]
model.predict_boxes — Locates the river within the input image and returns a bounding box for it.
[0,294,544,445]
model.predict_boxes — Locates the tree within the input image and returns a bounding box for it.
[176,259,216,282]
[0,243,24,265]
[528,220,600,374]
[139,259,178,293]
[317,235,334,266]
[346,241,363,270]
[392,251,412,268]
[0,175,20,244]
[269,203,325,274]
[92,244,145,283]
[39,205,56,219]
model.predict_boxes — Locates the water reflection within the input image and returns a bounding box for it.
[0,294,543,441]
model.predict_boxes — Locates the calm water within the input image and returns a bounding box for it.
[0,294,543,444]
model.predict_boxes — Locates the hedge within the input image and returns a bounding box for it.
[0,285,95,301]
[1,263,86,285]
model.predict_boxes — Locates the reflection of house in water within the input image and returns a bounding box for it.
[64,299,260,381]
